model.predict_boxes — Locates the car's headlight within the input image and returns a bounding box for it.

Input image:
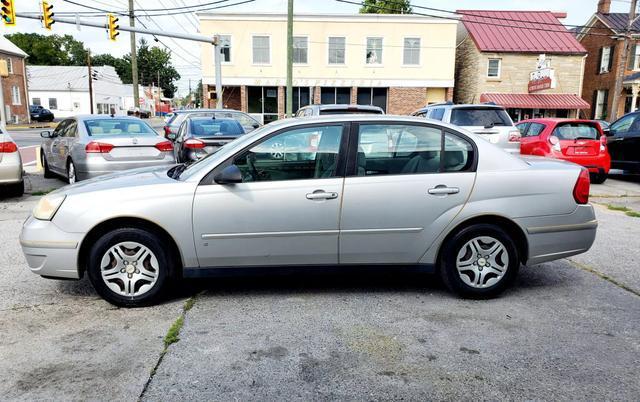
[33,193,66,221]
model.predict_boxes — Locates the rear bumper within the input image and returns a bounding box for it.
[516,204,597,265]
[20,215,83,279]
[76,154,176,180]
[0,152,23,184]
[557,153,610,174]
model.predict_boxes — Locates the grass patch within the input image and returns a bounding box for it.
[625,210,640,218]
[603,203,640,217]
[30,189,54,196]
[163,315,184,347]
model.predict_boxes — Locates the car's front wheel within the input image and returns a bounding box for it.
[67,159,77,184]
[440,224,519,299]
[87,228,172,307]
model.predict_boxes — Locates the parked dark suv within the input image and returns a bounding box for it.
[30,105,54,122]
[604,111,640,173]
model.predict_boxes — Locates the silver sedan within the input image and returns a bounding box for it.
[21,115,597,306]
[40,115,175,183]
[0,127,23,197]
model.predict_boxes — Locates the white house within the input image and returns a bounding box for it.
[26,65,154,118]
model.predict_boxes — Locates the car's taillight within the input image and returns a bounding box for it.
[599,135,607,152]
[155,140,173,152]
[163,126,171,136]
[85,141,114,153]
[508,129,521,142]
[573,168,590,204]
[0,141,18,153]
[184,138,205,149]
[549,135,561,152]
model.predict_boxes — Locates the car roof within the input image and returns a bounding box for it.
[187,116,239,122]
[304,104,383,111]
[414,103,505,114]
[517,118,598,124]
[73,115,147,121]
[174,109,243,114]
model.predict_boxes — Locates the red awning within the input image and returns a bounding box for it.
[479,93,590,109]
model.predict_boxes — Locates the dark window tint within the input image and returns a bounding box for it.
[610,113,640,136]
[552,123,600,140]
[189,119,244,137]
[234,124,344,182]
[450,108,512,127]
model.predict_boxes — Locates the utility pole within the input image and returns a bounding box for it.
[188,78,192,107]
[611,0,638,120]
[213,35,223,109]
[129,0,140,110]
[286,0,294,117]
[87,51,94,114]
[157,70,161,116]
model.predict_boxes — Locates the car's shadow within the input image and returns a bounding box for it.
[54,263,576,306]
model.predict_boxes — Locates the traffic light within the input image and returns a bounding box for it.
[42,1,54,30]
[107,14,119,41]
[1,0,16,26]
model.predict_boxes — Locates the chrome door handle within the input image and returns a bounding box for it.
[428,185,459,195]
[306,191,338,200]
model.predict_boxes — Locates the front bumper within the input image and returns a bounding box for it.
[516,204,597,265]
[20,215,83,279]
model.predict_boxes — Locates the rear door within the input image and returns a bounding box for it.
[339,122,477,264]
[519,122,546,155]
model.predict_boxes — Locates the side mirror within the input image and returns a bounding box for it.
[252,123,260,129]
[167,133,177,141]
[214,164,243,184]
[40,130,53,138]
[603,128,612,136]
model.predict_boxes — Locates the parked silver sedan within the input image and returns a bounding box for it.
[40,115,175,183]
[0,127,23,197]
[21,115,597,306]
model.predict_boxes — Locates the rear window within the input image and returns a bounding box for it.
[552,123,600,140]
[319,109,382,115]
[84,119,157,136]
[189,119,244,137]
[176,111,259,130]
[450,108,512,127]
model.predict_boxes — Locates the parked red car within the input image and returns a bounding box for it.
[516,119,610,183]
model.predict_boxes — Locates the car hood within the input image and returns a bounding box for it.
[53,165,177,196]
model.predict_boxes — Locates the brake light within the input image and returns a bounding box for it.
[573,168,590,204]
[184,138,205,149]
[155,140,173,152]
[85,141,114,153]
[549,135,561,152]
[599,135,607,152]
[508,129,521,142]
[163,126,171,136]
[0,141,18,153]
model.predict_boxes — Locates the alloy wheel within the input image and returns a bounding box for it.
[455,236,509,289]
[68,161,76,184]
[99,241,160,297]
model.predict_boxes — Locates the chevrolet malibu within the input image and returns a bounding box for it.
[20,116,597,307]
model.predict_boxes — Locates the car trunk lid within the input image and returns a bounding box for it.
[559,139,600,156]
[89,136,168,161]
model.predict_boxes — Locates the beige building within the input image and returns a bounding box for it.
[198,13,457,122]
[455,10,589,121]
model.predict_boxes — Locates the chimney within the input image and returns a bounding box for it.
[598,0,611,14]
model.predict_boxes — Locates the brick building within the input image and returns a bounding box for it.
[455,10,589,122]
[577,0,640,121]
[198,13,457,122]
[0,36,29,124]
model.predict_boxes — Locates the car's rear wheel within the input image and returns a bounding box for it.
[4,181,24,197]
[42,151,54,179]
[440,224,519,298]
[591,172,607,184]
[87,228,172,307]
[67,159,77,184]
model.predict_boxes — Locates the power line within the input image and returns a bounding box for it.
[60,0,255,17]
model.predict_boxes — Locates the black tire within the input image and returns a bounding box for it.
[42,151,54,179]
[439,224,520,299]
[591,172,607,184]
[87,228,173,307]
[5,181,24,197]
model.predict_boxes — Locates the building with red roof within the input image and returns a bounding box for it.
[455,9,589,121]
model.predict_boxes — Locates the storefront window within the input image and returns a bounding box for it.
[356,87,387,112]
[321,87,350,104]
[247,86,279,123]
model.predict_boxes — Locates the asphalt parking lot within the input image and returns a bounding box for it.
[1,165,639,400]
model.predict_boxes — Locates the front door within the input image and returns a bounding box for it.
[608,113,640,171]
[339,122,477,264]
[192,123,348,267]
[47,119,70,173]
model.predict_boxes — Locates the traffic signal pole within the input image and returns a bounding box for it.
[87,51,94,114]
[128,0,139,112]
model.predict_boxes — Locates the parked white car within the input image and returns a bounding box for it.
[0,127,24,197]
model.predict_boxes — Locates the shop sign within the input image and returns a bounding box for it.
[528,54,556,93]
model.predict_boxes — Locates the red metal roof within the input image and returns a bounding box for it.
[459,10,586,54]
[480,93,590,109]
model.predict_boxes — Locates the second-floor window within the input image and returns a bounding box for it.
[366,37,383,64]
[252,35,270,64]
[328,37,345,64]
[293,36,308,64]
[11,86,20,105]
[487,58,501,78]
[628,44,640,70]
[403,37,420,65]
[219,35,231,63]
[5,58,13,74]
[599,46,612,73]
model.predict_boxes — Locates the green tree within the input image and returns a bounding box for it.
[134,39,181,98]
[194,79,203,107]
[91,54,132,84]
[5,33,88,65]
[359,0,412,14]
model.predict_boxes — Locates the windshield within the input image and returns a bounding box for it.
[450,108,512,127]
[177,124,273,180]
[189,118,245,136]
[84,119,157,136]
[552,123,600,140]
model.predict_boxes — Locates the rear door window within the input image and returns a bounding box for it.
[450,108,512,127]
[610,113,640,137]
[429,108,445,121]
[516,122,530,136]
[526,123,546,137]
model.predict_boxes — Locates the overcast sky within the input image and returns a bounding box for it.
[0,0,633,96]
